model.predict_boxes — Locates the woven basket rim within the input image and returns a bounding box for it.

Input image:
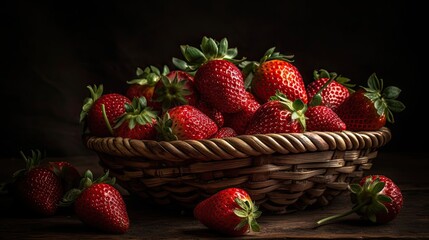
[84,127,392,162]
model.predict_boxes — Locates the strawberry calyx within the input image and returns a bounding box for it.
[127,65,168,86]
[316,177,392,226]
[60,170,116,207]
[113,97,158,131]
[80,84,103,123]
[154,112,178,141]
[153,75,192,112]
[361,73,405,123]
[172,36,246,72]
[313,69,355,94]
[233,197,262,233]
[13,149,45,179]
[270,91,307,131]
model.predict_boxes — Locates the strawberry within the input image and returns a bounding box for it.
[173,36,247,113]
[48,161,81,192]
[195,101,224,128]
[241,47,307,104]
[12,149,63,216]
[245,91,306,135]
[61,170,130,234]
[125,66,165,101]
[156,105,218,140]
[335,73,405,131]
[153,69,198,111]
[306,69,354,111]
[316,175,403,225]
[80,84,131,137]
[113,97,158,140]
[194,187,261,236]
[223,91,260,135]
[306,105,346,131]
[212,127,237,138]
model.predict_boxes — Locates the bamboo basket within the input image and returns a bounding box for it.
[83,127,392,214]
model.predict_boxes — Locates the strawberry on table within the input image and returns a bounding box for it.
[48,161,81,192]
[61,170,130,234]
[194,187,261,236]
[245,91,306,135]
[80,84,131,137]
[113,97,158,140]
[156,105,218,140]
[241,47,307,104]
[12,149,64,216]
[173,36,247,113]
[316,175,403,225]
[335,73,405,131]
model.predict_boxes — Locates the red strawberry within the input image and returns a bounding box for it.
[306,69,354,111]
[335,73,405,131]
[212,127,237,138]
[113,97,158,140]
[224,91,260,135]
[242,47,307,104]
[245,91,306,135]
[194,187,261,236]
[12,150,63,216]
[61,170,130,234]
[306,106,346,131]
[80,84,131,137]
[316,175,403,225]
[48,161,81,191]
[195,101,224,128]
[156,105,218,140]
[125,66,165,102]
[173,36,247,113]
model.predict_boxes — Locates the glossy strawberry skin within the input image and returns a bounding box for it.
[336,89,386,131]
[88,93,131,137]
[306,106,346,131]
[358,175,403,224]
[194,188,253,236]
[195,101,224,128]
[48,161,81,191]
[195,60,246,113]
[74,183,130,234]
[14,167,63,216]
[166,105,218,140]
[212,127,237,138]
[126,84,155,103]
[306,77,350,111]
[224,91,260,135]
[245,100,303,135]
[251,60,307,104]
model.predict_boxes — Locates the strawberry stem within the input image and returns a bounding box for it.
[316,199,371,226]
[102,104,114,136]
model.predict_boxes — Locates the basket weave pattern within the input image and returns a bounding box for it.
[84,127,391,214]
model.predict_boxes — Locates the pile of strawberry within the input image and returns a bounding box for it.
[80,36,405,141]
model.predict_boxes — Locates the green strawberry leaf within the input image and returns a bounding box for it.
[377,194,392,203]
[385,99,406,113]
[349,184,362,194]
[383,86,401,99]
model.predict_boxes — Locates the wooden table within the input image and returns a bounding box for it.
[1,152,428,239]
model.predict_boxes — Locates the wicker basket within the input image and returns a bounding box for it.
[84,127,392,214]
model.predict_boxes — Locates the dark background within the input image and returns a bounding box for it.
[1,0,425,157]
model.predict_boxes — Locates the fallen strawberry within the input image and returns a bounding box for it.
[194,187,261,236]
[61,170,130,234]
[316,175,403,226]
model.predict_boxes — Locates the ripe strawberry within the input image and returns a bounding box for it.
[194,187,261,236]
[173,36,247,113]
[156,105,218,140]
[113,97,158,140]
[49,161,81,191]
[335,73,405,131]
[316,175,403,225]
[242,47,307,104]
[306,105,346,131]
[212,127,237,138]
[306,69,354,111]
[195,101,224,128]
[245,91,306,135]
[125,65,165,101]
[80,84,131,137]
[12,149,63,216]
[224,91,260,135]
[61,170,130,234]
